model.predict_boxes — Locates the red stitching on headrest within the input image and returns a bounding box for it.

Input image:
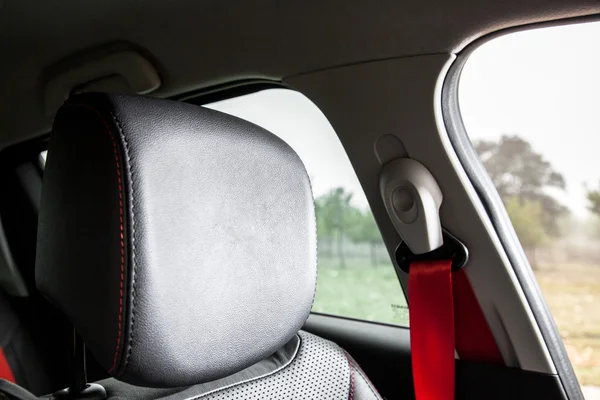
[66,104,125,374]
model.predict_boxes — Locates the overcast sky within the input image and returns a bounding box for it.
[460,21,600,217]
[208,20,600,217]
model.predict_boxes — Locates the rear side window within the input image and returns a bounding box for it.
[459,22,600,392]
[206,89,408,326]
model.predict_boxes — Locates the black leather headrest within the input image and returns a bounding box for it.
[36,93,317,387]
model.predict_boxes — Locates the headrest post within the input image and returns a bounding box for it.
[69,329,88,394]
[49,329,107,399]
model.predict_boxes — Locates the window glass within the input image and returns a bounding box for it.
[459,22,600,394]
[206,89,408,326]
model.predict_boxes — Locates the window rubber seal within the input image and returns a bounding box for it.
[440,35,585,400]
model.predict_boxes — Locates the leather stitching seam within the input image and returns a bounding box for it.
[65,104,126,374]
[344,351,382,400]
[353,361,383,400]
[109,111,137,377]
[343,351,355,400]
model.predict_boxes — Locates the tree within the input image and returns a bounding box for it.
[504,197,547,268]
[587,184,600,217]
[474,135,567,237]
[585,183,600,239]
[314,200,334,257]
[314,188,354,268]
[347,210,382,268]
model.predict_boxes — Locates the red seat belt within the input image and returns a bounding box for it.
[0,347,15,383]
[410,260,455,400]
[453,268,504,365]
[409,259,503,400]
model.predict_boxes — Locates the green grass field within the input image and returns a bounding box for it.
[312,258,409,326]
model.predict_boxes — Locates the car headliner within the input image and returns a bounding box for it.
[0,0,599,148]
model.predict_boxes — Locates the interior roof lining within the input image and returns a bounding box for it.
[1,0,599,148]
[2,8,599,156]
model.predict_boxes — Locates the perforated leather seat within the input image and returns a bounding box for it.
[35,93,382,399]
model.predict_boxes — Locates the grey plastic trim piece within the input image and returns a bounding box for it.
[440,45,584,399]
[433,56,554,373]
[15,162,42,212]
[380,158,443,254]
[43,50,161,116]
[0,214,28,297]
